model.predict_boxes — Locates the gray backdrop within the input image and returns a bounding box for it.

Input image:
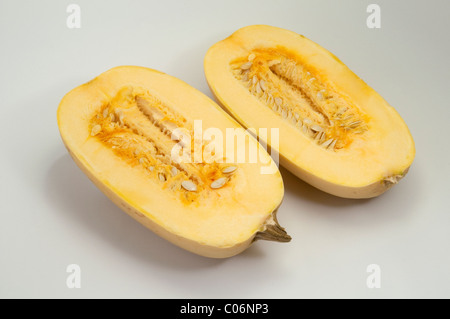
[1,0,449,298]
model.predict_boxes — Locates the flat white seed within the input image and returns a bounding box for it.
[139,158,147,165]
[242,73,249,81]
[240,62,252,70]
[256,82,262,95]
[259,80,267,91]
[314,132,322,141]
[311,125,324,132]
[102,108,109,118]
[158,173,166,182]
[252,75,258,85]
[91,125,101,136]
[341,115,353,121]
[171,167,178,176]
[275,97,283,107]
[291,116,297,125]
[222,166,237,174]
[109,113,115,121]
[297,119,303,127]
[321,139,334,148]
[303,118,312,125]
[211,177,227,189]
[268,59,281,67]
[320,133,326,142]
[248,53,256,61]
[308,77,316,84]
[302,125,308,134]
[148,166,154,172]
[348,121,362,127]
[287,111,294,122]
[294,112,300,120]
[281,109,287,119]
[329,139,337,149]
[181,180,197,192]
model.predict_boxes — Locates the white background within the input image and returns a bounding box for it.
[1,0,449,298]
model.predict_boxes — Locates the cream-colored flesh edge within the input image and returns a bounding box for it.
[64,145,254,258]
[208,82,409,199]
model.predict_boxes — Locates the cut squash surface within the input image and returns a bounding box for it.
[204,25,415,198]
[57,66,288,258]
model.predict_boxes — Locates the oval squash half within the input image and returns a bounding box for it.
[204,25,415,198]
[57,66,289,258]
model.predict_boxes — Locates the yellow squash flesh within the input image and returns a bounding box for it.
[57,66,289,258]
[204,25,415,198]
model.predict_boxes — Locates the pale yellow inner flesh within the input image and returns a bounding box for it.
[89,86,237,203]
[231,47,369,150]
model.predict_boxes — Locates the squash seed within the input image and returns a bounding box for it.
[91,124,101,136]
[275,97,283,107]
[211,177,227,189]
[181,180,197,192]
[240,62,252,70]
[311,125,324,132]
[259,80,267,92]
[222,166,237,174]
[321,139,334,148]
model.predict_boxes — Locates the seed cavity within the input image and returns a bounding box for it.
[89,86,239,204]
[231,49,369,150]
